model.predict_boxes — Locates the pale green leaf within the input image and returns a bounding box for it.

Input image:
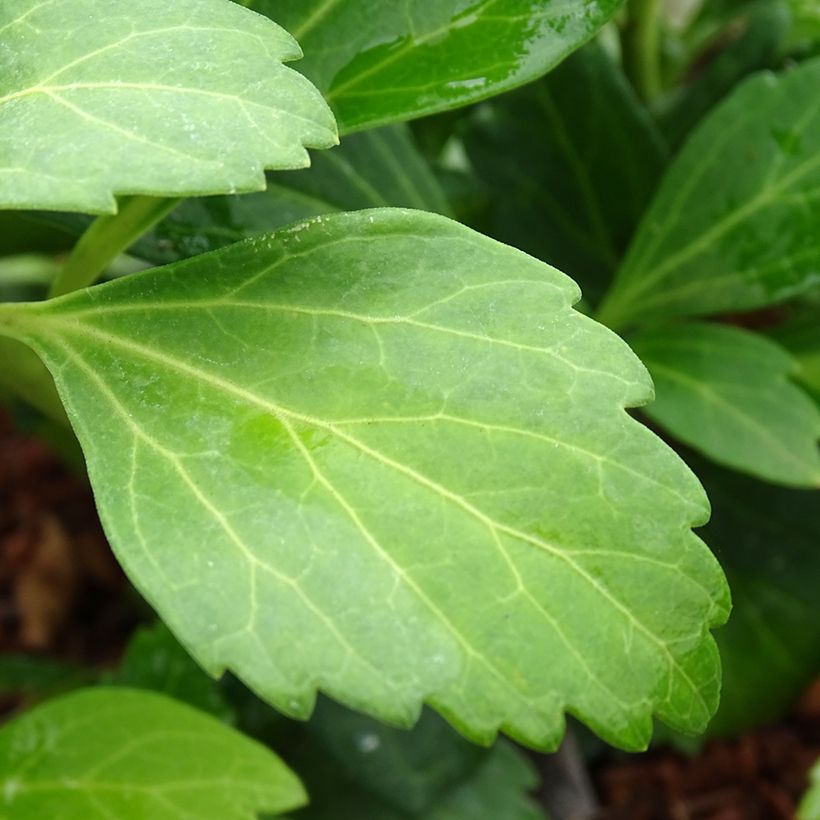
[0,0,337,214]
[632,322,820,487]
[244,0,625,133]
[0,209,729,751]
[801,759,820,820]
[0,688,305,819]
[598,58,820,328]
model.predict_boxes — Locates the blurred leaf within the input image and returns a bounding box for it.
[658,1,791,149]
[462,41,666,303]
[802,758,820,819]
[0,656,91,701]
[113,622,235,723]
[0,0,336,213]
[633,321,820,486]
[244,0,625,133]
[0,687,305,819]
[770,306,820,402]
[293,701,545,820]
[599,57,820,328]
[691,456,820,736]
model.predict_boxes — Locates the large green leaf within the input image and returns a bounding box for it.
[0,688,305,819]
[632,322,820,487]
[598,58,820,329]
[244,0,625,133]
[687,456,820,736]
[462,40,666,304]
[802,761,820,820]
[0,210,729,751]
[0,0,336,214]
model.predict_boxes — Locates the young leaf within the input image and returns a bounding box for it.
[244,0,625,133]
[687,456,820,736]
[598,58,820,329]
[0,210,729,751]
[462,41,666,304]
[632,322,820,487]
[0,0,337,214]
[802,760,820,820]
[0,687,305,819]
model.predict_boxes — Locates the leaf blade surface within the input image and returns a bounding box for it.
[1,210,729,751]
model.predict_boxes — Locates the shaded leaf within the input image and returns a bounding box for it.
[632,322,820,486]
[0,687,305,819]
[0,0,336,213]
[685,455,820,736]
[0,209,728,751]
[462,41,666,303]
[770,306,820,402]
[598,58,820,328]
[245,0,625,133]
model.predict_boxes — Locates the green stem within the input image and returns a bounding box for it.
[622,0,662,101]
[49,195,180,298]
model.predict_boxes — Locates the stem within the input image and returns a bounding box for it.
[49,195,180,298]
[622,0,663,101]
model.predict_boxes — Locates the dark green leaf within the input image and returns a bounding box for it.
[0,209,728,751]
[598,58,820,328]
[0,688,305,819]
[462,41,666,303]
[245,0,625,133]
[632,321,820,486]
[0,0,336,213]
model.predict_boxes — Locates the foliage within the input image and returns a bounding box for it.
[0,0,818,816]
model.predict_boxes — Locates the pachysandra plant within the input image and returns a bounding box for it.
[1,0,818,816]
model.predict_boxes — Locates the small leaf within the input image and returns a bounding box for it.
[0,0,337,214]
[598,58,820,328]
[245,0,625,133]
[0,687,305,819]
[688,456,820,736]
[462,41,666,303]
[632,322,820,486]
[0,209,728,751]
[770,307,820,402]
[802,759,820,820]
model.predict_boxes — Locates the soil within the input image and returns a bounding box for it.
[1,407,819,819]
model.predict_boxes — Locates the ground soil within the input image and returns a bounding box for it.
[1,408,819,819]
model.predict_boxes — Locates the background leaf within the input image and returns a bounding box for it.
[244,0,625,133]
[685,455,820,737]
[802,759,820,820]
[632,322,820,486]
[0,209,728,752]
[461,40,666,304]
[0,687,305,819]
[598,57,820,328]
[0,0,336,213]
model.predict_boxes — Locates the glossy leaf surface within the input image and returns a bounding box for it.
[599,58,820,328]
[689,456,820,736]
[0,0,336,213]
[0,688,305,819]
[245,0,625,133]
[0,210,728,751]
[462,41,666,303]
[633,322,820,486]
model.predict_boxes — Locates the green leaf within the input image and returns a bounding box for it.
[0,209,729,751]
[0,0,337,214]
[687,456,820,736]
[802,760,820,820]
[294,701,545,819]
[632,322,820,487]
[462,41,666,304]
[244,0,625,133]
[770,307,820,402]
[0,687,305,819]
[114,622,236,722]
[598,58,820,328]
